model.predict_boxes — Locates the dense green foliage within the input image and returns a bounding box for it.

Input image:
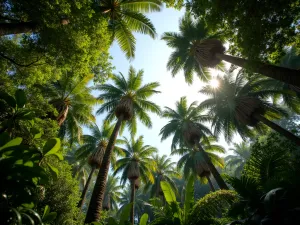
[1,1,300,225]
[187,0,300,62]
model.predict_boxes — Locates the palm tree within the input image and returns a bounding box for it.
[85,66,161,223]
[160,96,228,189]
[144,154,179,197]
[118,183,151,222]
[113,135,157,225]
[41,73,98,142]
[253,47,300,113]
[199,72,300,145]
[98,0,162,59]
[162,13,300,87]
[75,123,124,209]
[103,175,122,211]
[172,136,225,191]
[225,142,251,177]
[161,13,218,84]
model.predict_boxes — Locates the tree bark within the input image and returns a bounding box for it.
[206,175,216,192]
[216,53,300,87]
[195,141,229,190]
[85,116,123,223]
[0,22,38,36]
[77,166,96,210]
[253,113,300,146]
[130,180,136,225]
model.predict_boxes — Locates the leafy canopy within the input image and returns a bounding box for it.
[160,96,212,149]
[96,66,161,135]
[113,135,157,185]
[161,13,222,84]
[98,0,162,59]
[187,0,300,62]
[199,71,289,142]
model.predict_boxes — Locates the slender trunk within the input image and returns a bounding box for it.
[215,53,300,87]
[253,112,300,146]
[85,116,124,223]
[77,166,96,210]
[0,22,38,36]
[130,180,136,225]
[206,175,216,192]
[195,141,229,190]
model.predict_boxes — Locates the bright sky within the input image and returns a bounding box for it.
[92,7,238,162]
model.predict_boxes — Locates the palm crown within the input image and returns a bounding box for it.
[103,175,122,211]
[172,136,225,181]
[144,154,179,197]
[161,13,220,84]
[225,142,251,177]
[42,73,98,142]
[98,0,162,59]
[75,122,124,169]
[160,96,212,149]
[199,72,288,142]
[113,135,157,185]
[96,66,161,135]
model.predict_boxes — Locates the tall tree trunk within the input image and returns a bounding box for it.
[195,141,229,190]
[130,180,136,225]
[206,175,216,192]
[0,22,38,36]
[253,112,300,146]
[85,116,124,223]
[77,166,96,210]
[215,53,300,87]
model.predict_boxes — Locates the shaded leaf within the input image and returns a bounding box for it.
[43,138,61,156]
[15,89,27,108]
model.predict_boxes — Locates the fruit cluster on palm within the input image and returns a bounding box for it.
[160,96,228,190]
[2,2,300,225]
[85,66,161,223]
[162,13,300,87]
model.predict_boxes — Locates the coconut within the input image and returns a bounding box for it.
[235,96,264,126]
[134,178,141,190]
[127,160,140,181]
[194,39,225,68]
[88,141,107,168]
[195,160,210,178]
[115,96,134,120]
[183,122,201,146]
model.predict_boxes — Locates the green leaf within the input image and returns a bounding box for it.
[43,205,50,218]
[42,212,57,223]
[47,163,59,178]
[43,138,61,156]
[0,91,16,108]
[184,176,194,221]
[9,208,22,225]
[139,213,148,225]
[25,208,43,224]
[120,203,132,225]
[24,161,34,167]
[21,202,35,209]
[53,152,64,160]
[31,128,42,139]
[0,137,22,151]
[107,218,118,225]
[160,181,176,205]
[21,213,35,225]
[15,89,27,108]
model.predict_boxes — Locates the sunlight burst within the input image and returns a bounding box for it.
[209,79,219,88]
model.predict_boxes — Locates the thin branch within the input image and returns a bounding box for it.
[0,52,40,67]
